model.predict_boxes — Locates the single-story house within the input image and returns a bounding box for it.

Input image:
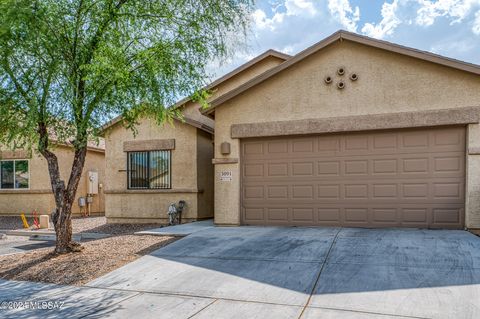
[101,30,480,232]
[0,142,105,217]
[203,30,480,231]
[101,50,290,224]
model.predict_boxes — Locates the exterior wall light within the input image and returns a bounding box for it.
[220,142,231,155]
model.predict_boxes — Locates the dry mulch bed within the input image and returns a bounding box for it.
[0,235,177,286]
[72,216,163,235]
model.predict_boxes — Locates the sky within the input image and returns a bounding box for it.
[212,0,480,77]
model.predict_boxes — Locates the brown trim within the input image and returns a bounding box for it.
[0,189,52,194]
[468,147,480,155]
[183,117,215,134]
[0,150,30,159]
[212,158,239,164]
[231,106,480,139]
[123,139,175,152]
[204,30,480,114]
[105,188,202,194]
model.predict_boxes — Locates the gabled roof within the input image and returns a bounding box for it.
[202,30,480,116]
[172,49,290,111]
[100,49,291,134]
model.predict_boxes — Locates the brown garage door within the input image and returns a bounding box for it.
[241,126,465,229]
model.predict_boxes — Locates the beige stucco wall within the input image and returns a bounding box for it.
[467,124,480,228]
[213,40,480,228]
[104,117,210,223]
[181,55,286,128]
[0,146,105,217]
[103,54,284,224]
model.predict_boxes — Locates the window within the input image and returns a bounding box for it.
[0,160,29,189]
[128,151,171,189]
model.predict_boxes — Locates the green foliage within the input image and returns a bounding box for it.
[0,0,253,150]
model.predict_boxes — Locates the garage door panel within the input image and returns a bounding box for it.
[241,127,465,229]
[242,204,464,229]
[243,181,464,203]
[267,141,288,154]
[292,162,314,176]
[267,163,289,177]
[292,138,315,153]
[244,156,464,180]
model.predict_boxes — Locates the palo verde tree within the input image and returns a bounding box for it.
[0,0,253,253]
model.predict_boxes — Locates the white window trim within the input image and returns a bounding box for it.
[0,159,30,190]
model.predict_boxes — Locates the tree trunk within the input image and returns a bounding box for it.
[38,123,88,253]
[50,146,87,254]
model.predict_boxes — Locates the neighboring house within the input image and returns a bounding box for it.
[0,142,105,217]
[101,50,290,224]
[203,30,480,231]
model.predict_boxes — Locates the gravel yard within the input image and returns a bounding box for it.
[0,215,173,285]
[0,235,176,285]
[0,215,163,235]
[0,216,28,231]
[72,216,163,235]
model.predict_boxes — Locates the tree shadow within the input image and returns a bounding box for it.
[0,279,135,319]
[91,226,480,296]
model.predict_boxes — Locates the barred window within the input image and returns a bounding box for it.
[127,151,171,189]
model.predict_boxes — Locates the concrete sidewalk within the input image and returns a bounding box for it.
[135,219,214,237]
[88,226,480,318]
[2,226,480,318]
[0,236,54,256]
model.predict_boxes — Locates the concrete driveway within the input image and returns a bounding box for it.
[0,235,54,256]
[83,226,480,319]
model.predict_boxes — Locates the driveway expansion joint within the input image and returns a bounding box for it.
[188,299,218,318]
[83,284,306,307]
[298,227,342,319]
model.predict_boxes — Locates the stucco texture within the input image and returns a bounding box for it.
[104,116,214,224]
[212,40,480,228]
[102,54,285,224]
[181,55,286,129]
[0,146,105,217]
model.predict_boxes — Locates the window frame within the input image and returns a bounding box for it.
[127,150,172,190]
[0,159,30,190]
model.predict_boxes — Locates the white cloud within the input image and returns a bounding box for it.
[252,9,285,30]
[252,0,317,31]
[415,0,480,26]
[327,0,361,32]
[472,9,480,33]
[285,0,317,16]
[361,0,401,39]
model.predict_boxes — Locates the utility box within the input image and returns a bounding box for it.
[87,171,99,195]
[39,215,49,229]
